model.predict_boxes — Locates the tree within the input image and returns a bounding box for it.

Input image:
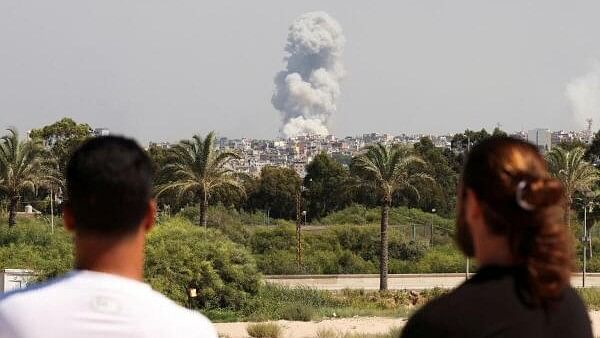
[586,130,600,164]
[556,139,587,152]
[247,166,301,220]
[0,128,44,226]
[304,153,352,220]
[29,118,92,171]
[547,147,599,226]
[410,137,459,216]
[351,143,433,290]
[450,129,491,153]
[157,132,244,227]
[492,127,508,137]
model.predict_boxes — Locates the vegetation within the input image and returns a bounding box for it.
[9,119,600,324]
[351,143,432,290]
[547,146,599,225]
[246,166,301,220]
[156,132,244,227]
[316,327,402,338]
[246,322,282,338]
[145,217,261,310]
[304,153,353,220]
[0,128,45,226]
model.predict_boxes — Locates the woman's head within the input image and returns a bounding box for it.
[457,136,572,301]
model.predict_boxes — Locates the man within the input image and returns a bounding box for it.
[0,136,217,338]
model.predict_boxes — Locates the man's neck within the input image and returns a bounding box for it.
[74,232,145,281]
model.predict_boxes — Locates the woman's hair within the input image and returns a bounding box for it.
[456,136,573,302]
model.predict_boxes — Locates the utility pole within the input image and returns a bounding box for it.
[430,209,436,246]
[465,136,471,279]
[50,188,54,234]
[295,188,303,269]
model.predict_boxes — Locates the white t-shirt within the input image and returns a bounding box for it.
[0,270,218,338]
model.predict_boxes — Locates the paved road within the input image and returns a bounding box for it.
[265,273,600,290]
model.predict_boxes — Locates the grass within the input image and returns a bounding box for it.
[216,284,446,323]
[578,288,600,310]
[246,322,282,338]
[316,327,403,338]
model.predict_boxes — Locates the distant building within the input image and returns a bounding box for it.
[93,128,110,137]
[527,129,552,153]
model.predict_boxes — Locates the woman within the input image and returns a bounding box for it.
[401,137,593,338]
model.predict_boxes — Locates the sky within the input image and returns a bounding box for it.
[1,0,600,143]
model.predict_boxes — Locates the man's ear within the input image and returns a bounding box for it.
[465,189,484,231]
[62,206,76,233]
[143,200,157,233]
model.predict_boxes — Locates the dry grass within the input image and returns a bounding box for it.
[246,322,283,338]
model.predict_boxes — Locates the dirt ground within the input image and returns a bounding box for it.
[215,311,600,338]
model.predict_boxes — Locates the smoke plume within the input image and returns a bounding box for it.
[566,62,600,126]
[272,11,345,138]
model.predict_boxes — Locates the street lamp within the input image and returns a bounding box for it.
[430,208,436,246]
[187,287,197,309]
[296,185,308,269]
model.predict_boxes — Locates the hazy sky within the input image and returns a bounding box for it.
[2,1,600,143]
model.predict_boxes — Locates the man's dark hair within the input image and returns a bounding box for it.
[66,136,153,236]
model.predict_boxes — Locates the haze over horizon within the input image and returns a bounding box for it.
[2,1,600,143]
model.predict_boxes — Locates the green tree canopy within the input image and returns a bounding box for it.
[0,128,44,226]
[29,118,92,171]
[351,143,432,290]
[304,153,352,220]
[547,146,599,225]
[408,137,459,216]
[156,132,244,227]
[247,166,301,220]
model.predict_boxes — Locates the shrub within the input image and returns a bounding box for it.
[144,217,261,310]
[255,250,299,275]
[246,323,282,338]
[0,219,73,279]
[316,328,338,338]
[388,240,427,261]
[280,302,315,321]
[250,226,296,254]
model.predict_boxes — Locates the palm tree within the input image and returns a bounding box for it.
[156,132,244,227]
[351,143,433,290]
[0,128,44,226]
[547,146,599,226]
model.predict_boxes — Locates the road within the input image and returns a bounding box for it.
[265,273,600,290]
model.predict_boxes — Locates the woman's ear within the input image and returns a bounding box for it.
[62,206,76,233]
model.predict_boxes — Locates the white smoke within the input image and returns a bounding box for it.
[272,11,345,138]
[566,62,600,126]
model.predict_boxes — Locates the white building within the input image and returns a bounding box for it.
[1,269,33,293]
[527,129,552,153]
[93,128,110,137]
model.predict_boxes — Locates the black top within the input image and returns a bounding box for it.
[401,265,592,338]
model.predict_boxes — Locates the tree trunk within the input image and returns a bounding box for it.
[379,197,390,291]
[8,196,18,227]
[199,197,208,228]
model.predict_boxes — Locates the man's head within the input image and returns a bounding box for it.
[65,136,155,238]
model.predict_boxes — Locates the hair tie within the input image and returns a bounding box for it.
[516,180,535,211]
